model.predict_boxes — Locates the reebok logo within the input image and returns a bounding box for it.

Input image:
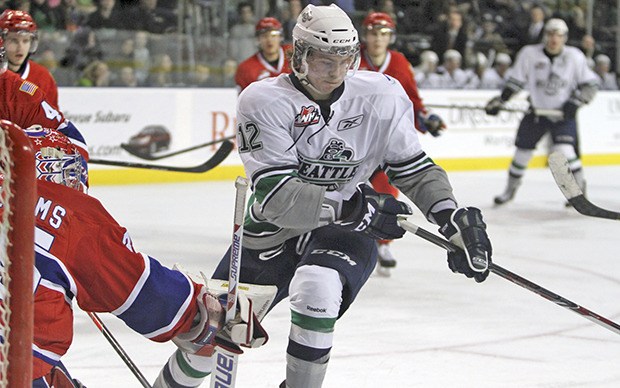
[337,114,364,131]
[307,305,327,313]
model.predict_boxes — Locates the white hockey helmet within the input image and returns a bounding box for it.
[291,4,360,81]
[495,52,512,66]
[420,50,439,64]
[544,18,568,36]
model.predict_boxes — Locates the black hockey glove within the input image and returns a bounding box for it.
[336,184,412,240]
[439,207,492,283]
[485,96,504,116]
[562,100,580,120]
[418,112,446,137]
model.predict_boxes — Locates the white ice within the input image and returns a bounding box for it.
[64,166,620,387]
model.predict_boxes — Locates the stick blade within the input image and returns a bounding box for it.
[548,152,583,200]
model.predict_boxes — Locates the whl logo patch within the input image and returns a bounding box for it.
[295,105,320,127]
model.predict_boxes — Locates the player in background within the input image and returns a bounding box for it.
[206,5,492,387]
[234,16,292,93]
[358,12,446,274]
[486,18,598,205]
[0,34,88,165]
[0,121,267,387]
[0,9,59,107]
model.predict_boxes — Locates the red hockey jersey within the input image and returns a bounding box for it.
[0,70,87,159]
[235,45,292,92]
[32,181,201,379]
[18,60,59,108]
[359,48,427,127]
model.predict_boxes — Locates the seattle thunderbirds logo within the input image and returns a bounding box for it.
[298,139,362,190]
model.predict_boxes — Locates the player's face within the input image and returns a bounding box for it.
[365,28,391,57]
[305,50,354,98]
[258,31,282,58]
[4,32,32,68]
[545,31,566,55]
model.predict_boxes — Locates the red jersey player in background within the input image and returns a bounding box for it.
[0,9,59,107]
[234,17,292,92]
[0,34,87,164]
[359,12,446,275]
[0,121,269,387]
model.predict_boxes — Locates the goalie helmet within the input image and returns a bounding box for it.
[17,122,88,192]
[0,10,39,53]
[362,12,396,44]
[291,4,360,81]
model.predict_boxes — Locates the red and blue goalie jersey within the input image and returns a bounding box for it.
[33,180,201,379]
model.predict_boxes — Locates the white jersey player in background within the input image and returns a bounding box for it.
[486,18,598,205]
[155,5,492,388]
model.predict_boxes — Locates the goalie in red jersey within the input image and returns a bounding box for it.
[0,121,272,387]
[235,16,292,92]
[359,12,446,274]
[0,9,59,107]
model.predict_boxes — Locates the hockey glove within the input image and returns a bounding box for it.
[439,207,492,283]
[215,293,269,355]
[418,111,446,137]
[485,96,505,116]
[336,183,412,240]
[172,287,225,357]
[562,100,580,120]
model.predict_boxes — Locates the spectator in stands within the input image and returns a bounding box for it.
[463,52,490,89]
[593,54,618,90]
[479,52,512,89]
[218,57,237,87]
[77,59,111,86]
[27,0,63,31]
[517,4,546,49]
[228,2,256,63]
[282,0,303,44]
[86,0,126,29]
[414,49,441,89]
[579,34,601,63]
[60,26,104,71]
[133,31,151,84]
[430,9,469,61]
[113,65,140,86]
[190,63,217,87]
[147,52,175,87]
[126,0,177,33]
[473,13,509,58]
[58,0,93,31]
[436,49,469,88]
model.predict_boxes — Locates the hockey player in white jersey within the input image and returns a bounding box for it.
[159,5,492,387]
[485,18,599,205]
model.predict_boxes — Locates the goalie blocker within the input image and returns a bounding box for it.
[154,278,276,388]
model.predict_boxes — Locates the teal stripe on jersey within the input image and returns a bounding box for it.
[291,310,336,333]
[254,172,296,203]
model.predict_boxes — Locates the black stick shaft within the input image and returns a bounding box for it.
[122,135,236,161]
[399,219,620,336]
[88,312,153,388]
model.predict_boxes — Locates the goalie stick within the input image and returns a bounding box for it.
[398,219,620,336]
[121,135,236,161]
[425,103,563,118]
[210,176,249,388]
[548,152,620,220]
[88,312,152,388]
[89,140,233,173]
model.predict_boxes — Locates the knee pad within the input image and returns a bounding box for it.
[288,265,343,349]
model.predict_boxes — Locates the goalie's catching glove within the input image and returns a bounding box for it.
[215,293,269,355]
[439,207,492,283]
[417,111,446,137]
[336,183,412,240]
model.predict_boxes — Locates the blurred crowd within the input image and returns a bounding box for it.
[2,0,618,89]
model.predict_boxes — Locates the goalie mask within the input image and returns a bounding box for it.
[0,10,39,54]
[20,123,88,192]
[291,4,360,86]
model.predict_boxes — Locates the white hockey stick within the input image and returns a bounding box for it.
[548,152,620,220]
[425,103,564,118]
[210,176,249,388]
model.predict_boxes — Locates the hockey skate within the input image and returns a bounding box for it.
[376,243,396,277]
[494,175,521,205]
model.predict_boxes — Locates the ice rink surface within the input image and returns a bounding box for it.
[65,165,620,387]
